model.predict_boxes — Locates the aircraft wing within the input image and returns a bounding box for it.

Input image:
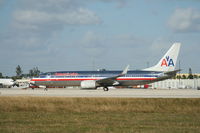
[96,65,129,86]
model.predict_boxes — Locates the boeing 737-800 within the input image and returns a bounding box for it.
[31,43,181,91]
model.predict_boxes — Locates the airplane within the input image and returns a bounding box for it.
[30,43,181,91]
[0,79,16,88]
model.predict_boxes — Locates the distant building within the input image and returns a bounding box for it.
[151,79,200,89]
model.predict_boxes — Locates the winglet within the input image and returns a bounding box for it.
[121,65,130,75]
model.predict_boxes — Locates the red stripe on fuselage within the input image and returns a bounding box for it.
[31,78,156,82]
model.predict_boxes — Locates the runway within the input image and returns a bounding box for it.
[0,88,200,98]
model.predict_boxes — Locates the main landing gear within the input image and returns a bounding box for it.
[103,87,109,91]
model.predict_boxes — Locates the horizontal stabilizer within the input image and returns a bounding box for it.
[164,69,181,75]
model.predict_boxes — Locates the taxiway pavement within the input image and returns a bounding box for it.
[0,88,200,98]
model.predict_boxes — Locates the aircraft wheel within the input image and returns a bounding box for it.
[44,87,48,91]
[103,87,109,91]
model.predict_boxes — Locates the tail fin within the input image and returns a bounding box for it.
[144,43,181,72]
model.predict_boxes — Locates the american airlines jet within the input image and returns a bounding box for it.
[31,43,181,91]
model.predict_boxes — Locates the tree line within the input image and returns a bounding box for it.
[175,74,200,79]
[0,65,41,79]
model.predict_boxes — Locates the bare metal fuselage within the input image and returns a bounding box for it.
[31,70,172,88]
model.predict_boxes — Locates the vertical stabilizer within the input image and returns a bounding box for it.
[144,43,181,72]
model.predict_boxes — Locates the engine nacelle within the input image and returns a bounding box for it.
[81,80,97,89]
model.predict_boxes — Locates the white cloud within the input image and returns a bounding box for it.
[91,0,127,8]
[1,0,126,53]
[60,8,101,25]
[6,0,102,52]
[168,8,200,32]
[13,8,101,30]
[0,0,130,75]
[9,0,126,49]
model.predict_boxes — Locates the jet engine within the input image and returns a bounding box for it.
[80,80,97,89]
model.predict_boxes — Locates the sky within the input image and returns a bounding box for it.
[0,0,200,76]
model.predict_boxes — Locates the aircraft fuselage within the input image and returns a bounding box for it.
[31,70,171,88]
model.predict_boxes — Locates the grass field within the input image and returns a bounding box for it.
[0,97,200,133]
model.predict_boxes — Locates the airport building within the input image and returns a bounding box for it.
[151,79,200,89]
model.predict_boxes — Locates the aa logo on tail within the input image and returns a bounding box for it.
[161,56,174,67]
